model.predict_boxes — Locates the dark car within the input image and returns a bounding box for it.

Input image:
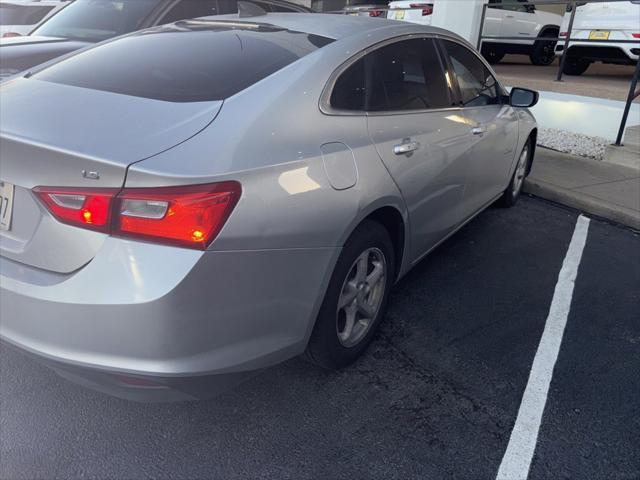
[0,0,310,79]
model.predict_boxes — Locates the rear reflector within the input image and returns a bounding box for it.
[33,182,241,249]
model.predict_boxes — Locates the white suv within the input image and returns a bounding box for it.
[387,0,562,65]
[555,1,640,76]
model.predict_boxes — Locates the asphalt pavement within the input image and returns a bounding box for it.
[1,196,638,480]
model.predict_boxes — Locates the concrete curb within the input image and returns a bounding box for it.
[523,178,640,231]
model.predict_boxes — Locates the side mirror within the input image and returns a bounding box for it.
[509,87,539,108]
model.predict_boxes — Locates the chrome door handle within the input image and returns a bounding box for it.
[471,126,487,136]
[393,141,419,155]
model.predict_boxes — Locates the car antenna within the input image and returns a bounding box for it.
[237,1,268,17]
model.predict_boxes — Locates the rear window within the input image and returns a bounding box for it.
[32,22,333,102]
[0,4,54,25]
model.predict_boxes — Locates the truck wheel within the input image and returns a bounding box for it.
[563,58,591,76]
[530,33,557,66]
[483,47,505,65]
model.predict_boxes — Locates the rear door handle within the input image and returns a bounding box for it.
[393,140,420,155]
[471,126,487,136]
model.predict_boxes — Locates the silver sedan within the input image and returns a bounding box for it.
[0,13,539,401]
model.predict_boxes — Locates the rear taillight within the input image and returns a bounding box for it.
[632,33,640,39]
[2,32,22,38]
[369,9,383,17]
[34,187,119,233]
[559,32,568,37]
[34,182,241,250]
[410,3,433,15]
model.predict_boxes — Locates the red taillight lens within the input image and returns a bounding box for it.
[33,182,241,250]
[559,31,568,37]
[113,182,241,249]
[410,3,433,15]
[369,9,383,16]
[33,187,118,233]
[2,32,22,38]
[632,33,640,39]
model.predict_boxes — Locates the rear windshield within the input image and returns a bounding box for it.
[0,4,54,25]
[32,22,334,102]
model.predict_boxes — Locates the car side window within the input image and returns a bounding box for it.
[502,0,534,13]
[330,37,452,112]
[160,0,219,23]
[441,40,500,108]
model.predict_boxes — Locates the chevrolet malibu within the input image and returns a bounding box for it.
[0,13,539,401]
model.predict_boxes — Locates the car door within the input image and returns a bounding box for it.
[499,0,538,45]
[438,39,519,217]
[484,0,506,39]
[362,37,474,261]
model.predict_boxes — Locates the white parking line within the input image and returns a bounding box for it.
[496,215,591,480]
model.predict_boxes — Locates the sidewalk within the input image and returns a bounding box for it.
[524,147,640,230]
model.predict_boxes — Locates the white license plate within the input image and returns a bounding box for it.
[394,10,405,19]
[0,181,15,231]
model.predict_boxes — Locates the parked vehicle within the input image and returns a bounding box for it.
[0,0,310,80]
[0,13,538,401]
[556,0,640,76]
[387,0,562,65]
[343,3,387,17]
[0,0,66,37]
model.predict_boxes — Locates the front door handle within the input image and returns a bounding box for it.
[393,140,420,155]
[471,126,487,136]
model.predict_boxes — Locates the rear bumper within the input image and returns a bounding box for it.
[555,30,639,62]
[0,238,339,401]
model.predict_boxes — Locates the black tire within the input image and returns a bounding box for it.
[305,220,395,370]
[483,47,505,65]
[529,32,557,66]
[499,138,532,208]
[562,57,591,76]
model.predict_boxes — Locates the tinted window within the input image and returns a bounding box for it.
[160,0,219,23]
[0,4,54,25]
[33,23,333,102]
[441,40,500,107]
[32,0,158,42]
[331,38,452,112]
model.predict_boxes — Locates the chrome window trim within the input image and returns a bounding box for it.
[320,32,505,117]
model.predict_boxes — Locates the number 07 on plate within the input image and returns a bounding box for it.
[0,181,15,232]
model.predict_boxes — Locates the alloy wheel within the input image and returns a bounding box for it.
[336,248,387,348]
[512,145,529,196]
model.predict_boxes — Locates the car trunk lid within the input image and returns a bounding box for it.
[0,78,222,273]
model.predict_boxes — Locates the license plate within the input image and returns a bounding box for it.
[394,10,405,19]
[589,30,610,40]
[0,181,15,231]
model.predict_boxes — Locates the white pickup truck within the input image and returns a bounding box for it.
[387,0,562,65]
[555,1,640,75]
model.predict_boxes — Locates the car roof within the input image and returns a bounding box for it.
[198,12,459,42]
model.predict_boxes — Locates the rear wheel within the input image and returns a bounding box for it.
[563,57,591,76]
[499,139,531,208]
[305,220,394,369]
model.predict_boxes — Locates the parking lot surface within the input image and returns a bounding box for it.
[1,196,638,479]
[494,55,637,102]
